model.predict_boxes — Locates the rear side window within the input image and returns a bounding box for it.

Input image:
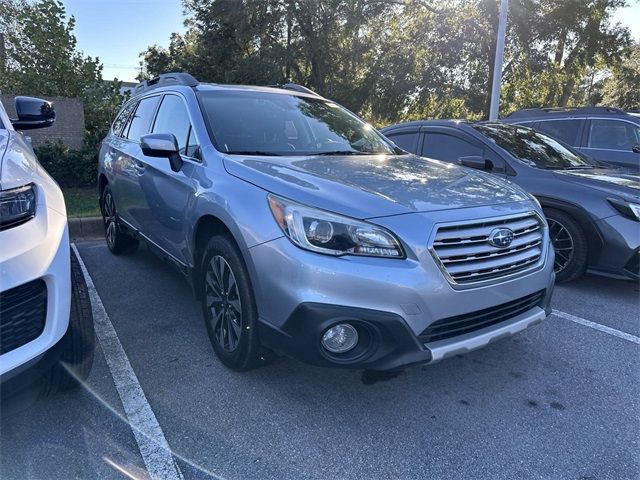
[152,95,198,156]
[386,132,419,153]
[111,102,136,137]
[126,96,161,142]
[536,120,582,145]
[421,133,483,161]
[587,119,640,150]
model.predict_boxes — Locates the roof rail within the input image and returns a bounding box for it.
[133,72,199,95]
[505,106,628,118]
[267,83,321,97]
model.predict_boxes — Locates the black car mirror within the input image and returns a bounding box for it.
[11,96,55,130]
[140,133,183,172]
[632,144,640,154]
[458,155,493,171]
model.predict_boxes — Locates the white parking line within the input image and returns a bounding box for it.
[553,309,640,345]
[71,244,184,480]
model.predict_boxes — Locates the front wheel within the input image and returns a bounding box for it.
[42,248,95,395]
[200,235,266,371]
[545,208,588,283]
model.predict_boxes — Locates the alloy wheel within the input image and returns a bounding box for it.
[103,192,117,248]
[548,218,574,274]
[205,255,243,352]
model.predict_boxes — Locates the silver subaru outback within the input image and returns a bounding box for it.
[98,73,555,371]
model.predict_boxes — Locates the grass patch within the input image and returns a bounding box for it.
[63,187,100,218]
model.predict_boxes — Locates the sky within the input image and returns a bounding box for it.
[61,0,187,82]
[62,0,640,83]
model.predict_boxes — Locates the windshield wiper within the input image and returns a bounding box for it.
[544,165,591,170]
[225,150,282,156]
[313,150,375,156]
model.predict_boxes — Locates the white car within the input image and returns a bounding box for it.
[0,96,94,397]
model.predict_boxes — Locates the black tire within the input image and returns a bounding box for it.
[544,208,588,283]
[101,185,138,254]
[200,235,265,371]
[42,248,95,395]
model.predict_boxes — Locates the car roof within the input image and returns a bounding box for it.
[380,119,474,133]
[503,106,639,122]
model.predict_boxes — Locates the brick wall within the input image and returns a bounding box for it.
[0,94,85,149]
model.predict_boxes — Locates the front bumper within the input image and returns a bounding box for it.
[591,214,640,280]
[0,200,71,379]
[248,231,555,370]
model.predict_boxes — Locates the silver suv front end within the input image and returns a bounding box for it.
[248,200,555,370]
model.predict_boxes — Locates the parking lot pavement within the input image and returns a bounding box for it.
[2,240,639,480]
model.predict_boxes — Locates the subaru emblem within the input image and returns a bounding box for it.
[488,228,514,248]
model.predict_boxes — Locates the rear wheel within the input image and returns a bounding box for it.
[544,208,588,283]
[42,248,95,395]
[200,235,265,371]
[101,185,138,254]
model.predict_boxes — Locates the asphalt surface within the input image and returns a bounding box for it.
[1,239,639,480]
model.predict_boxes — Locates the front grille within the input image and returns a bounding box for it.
[419,290,545,344]
[0,279,47,355]
[430,212,544,284]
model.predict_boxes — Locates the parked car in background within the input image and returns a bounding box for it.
[503,107,640,170]
[0,96,94,398]
[381,120,640,283]
[98,73,555,372]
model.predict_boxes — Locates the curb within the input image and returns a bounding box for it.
[68,216,103,240]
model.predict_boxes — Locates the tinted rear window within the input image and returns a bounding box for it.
[536,119,582,145]
[126,96,161,142]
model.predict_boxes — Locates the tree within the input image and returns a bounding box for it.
[140,0,633,123]
[0,0,125,146]
[600,43,640,110]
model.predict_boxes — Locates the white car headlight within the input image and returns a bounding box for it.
[268,194,404,258]
[0,184,36,230]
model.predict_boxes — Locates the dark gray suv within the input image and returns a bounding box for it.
[503,107,640,170]
[381,120,640,283]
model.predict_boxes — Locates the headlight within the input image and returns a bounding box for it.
[608,198,640,222]
[0,184,37,229]
[267,194,404,258]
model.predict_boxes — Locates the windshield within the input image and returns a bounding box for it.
[198,90,396,156]
[472,123,593,169]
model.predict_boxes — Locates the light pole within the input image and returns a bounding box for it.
[489,0,509,121]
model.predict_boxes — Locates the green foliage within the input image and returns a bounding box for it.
[141,0,632,124]
[600,43,640,110]
[1,0,126,163]
[34,140,97,188]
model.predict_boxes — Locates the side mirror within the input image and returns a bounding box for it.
[11,96,55,130]
[632,144,640,154]
[458,155,493,171]
[140,133,183,172]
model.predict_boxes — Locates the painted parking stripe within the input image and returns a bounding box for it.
[553,309,640,345]
[71,244,184,480]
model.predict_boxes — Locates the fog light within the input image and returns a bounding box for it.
[321,323,358,353]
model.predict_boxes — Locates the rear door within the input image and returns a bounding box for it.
[109,95,162,229]
[582,118,640,169]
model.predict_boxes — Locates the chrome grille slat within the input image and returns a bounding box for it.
[430,212,545,285]
[438,232,542,260]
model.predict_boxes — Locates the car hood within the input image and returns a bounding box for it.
[223,153,529,218]
[553,168,640,202]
